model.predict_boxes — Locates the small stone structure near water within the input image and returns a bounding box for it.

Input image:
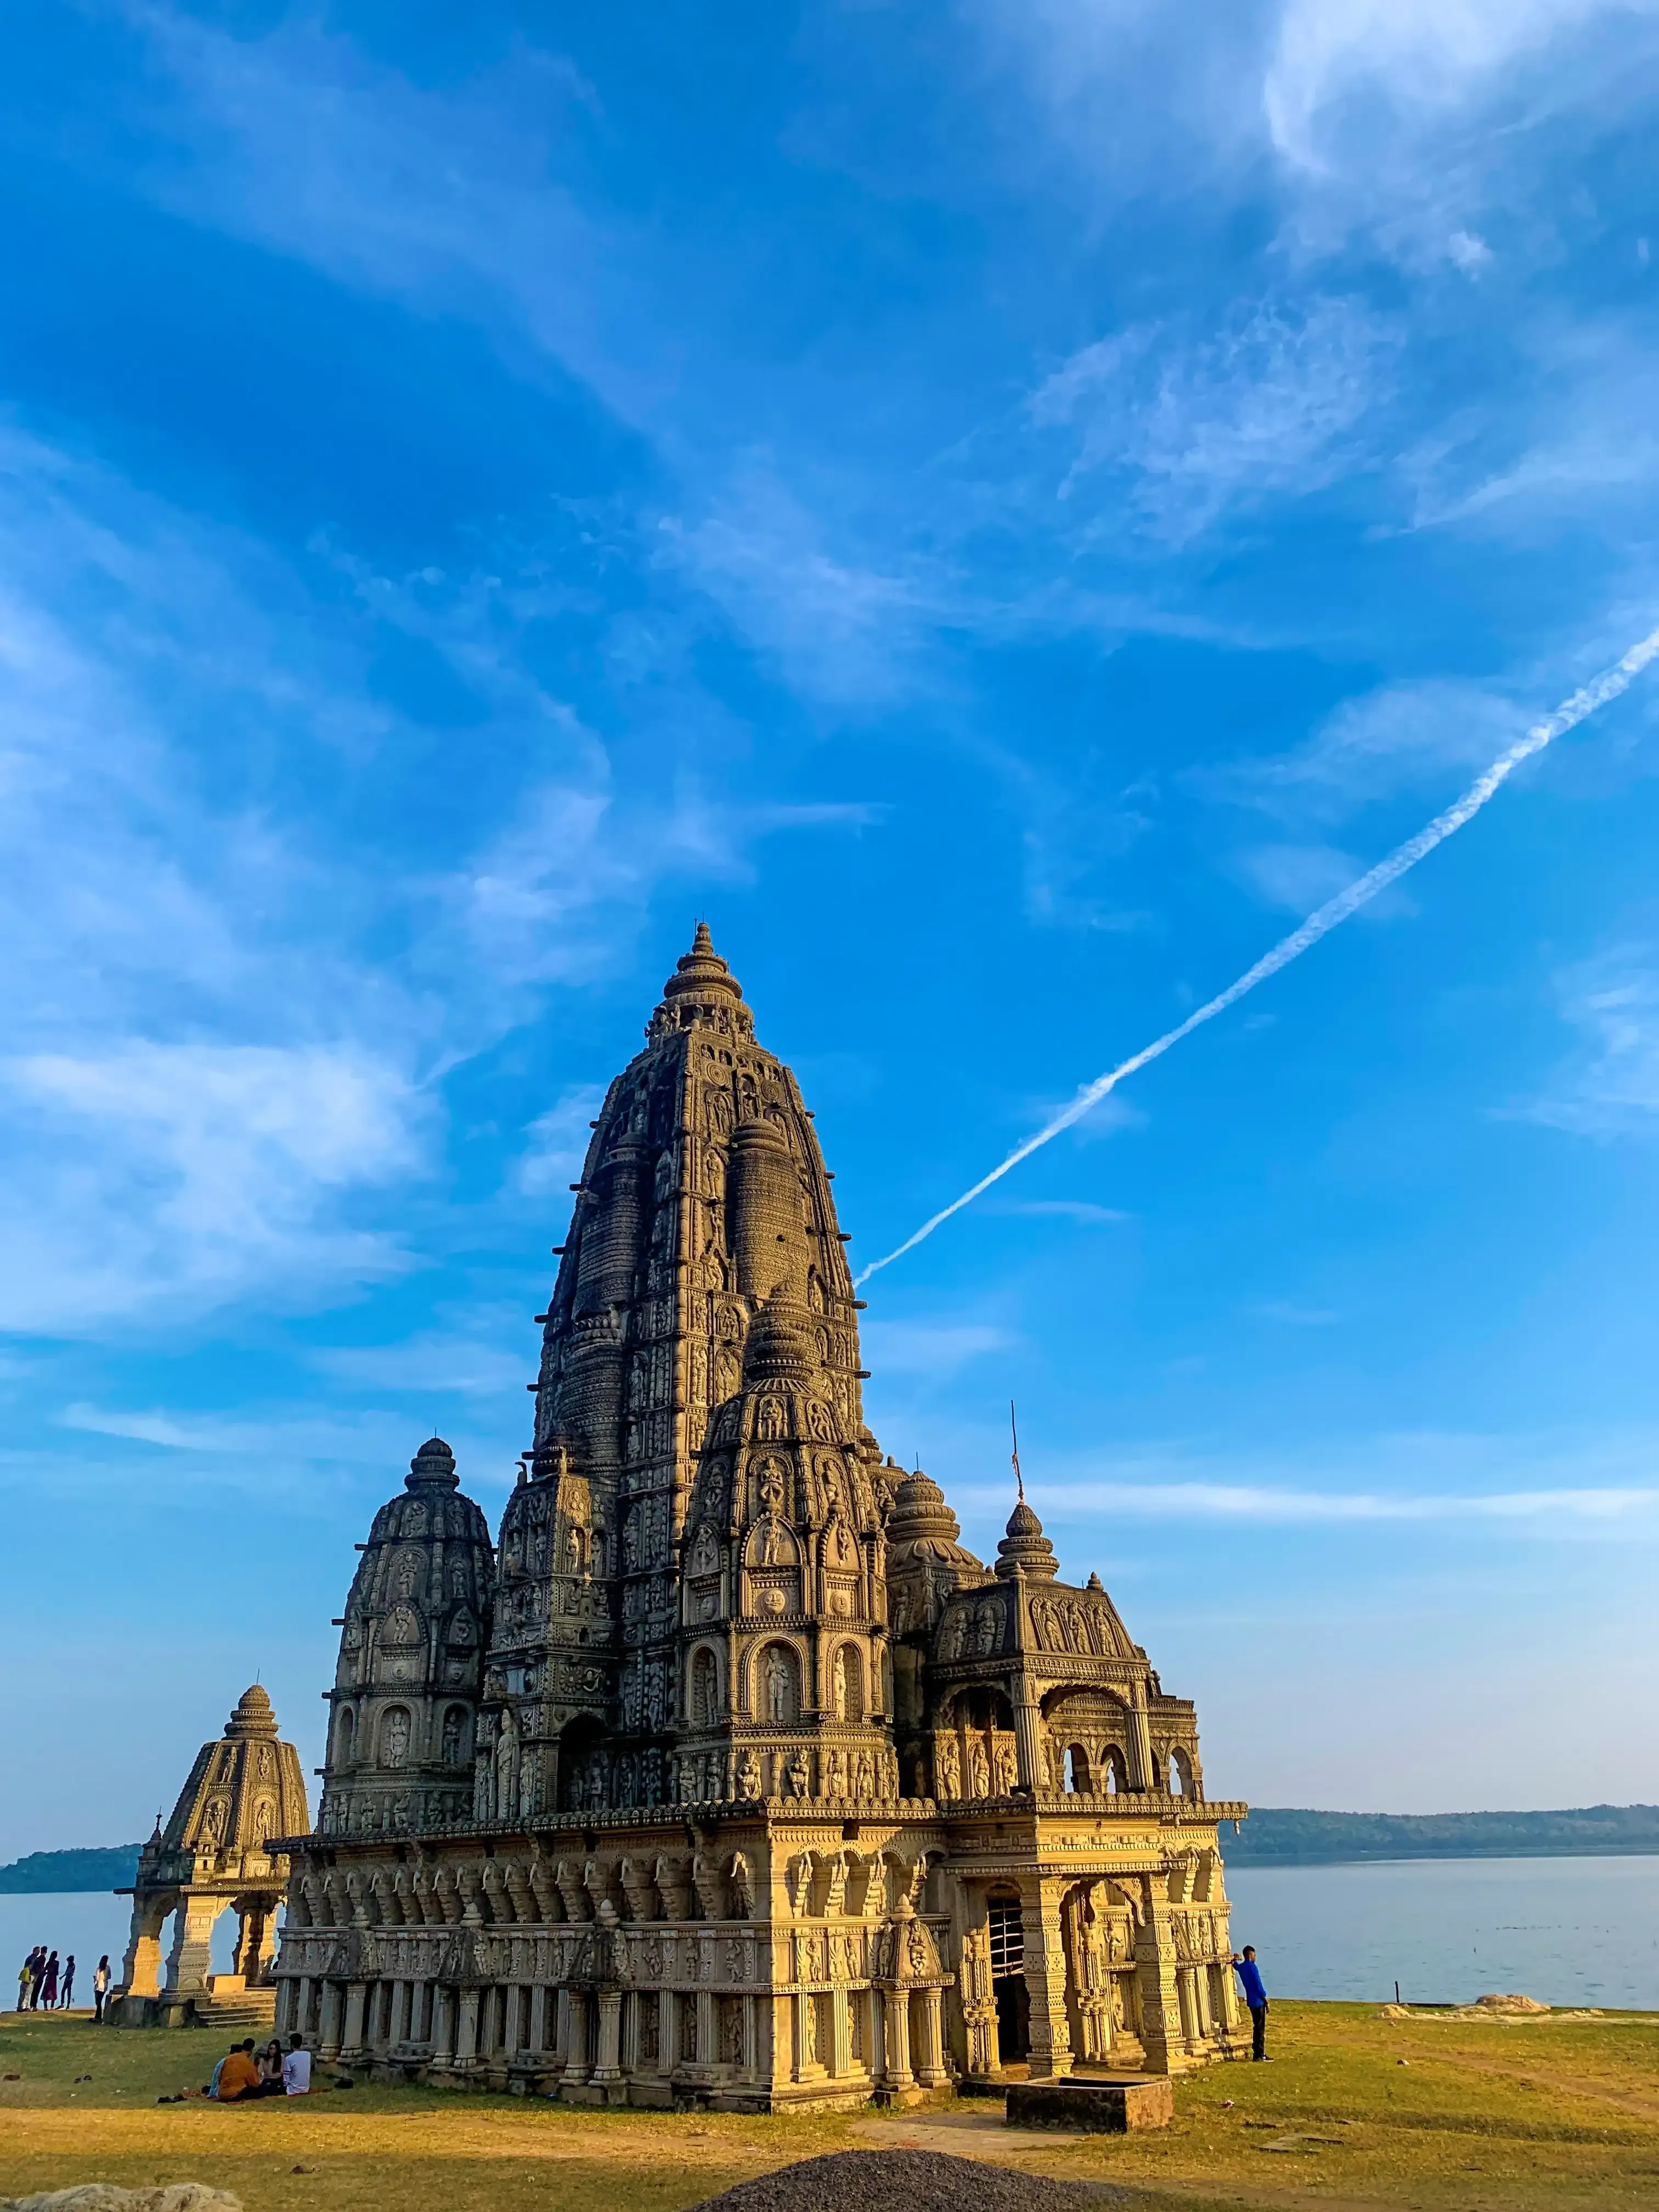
[271,929,1248,2104]
[111,1685,309,2028]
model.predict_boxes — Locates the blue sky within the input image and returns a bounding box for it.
[3,0,1659,1859]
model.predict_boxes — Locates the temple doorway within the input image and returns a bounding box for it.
[987,1893,1029,2064]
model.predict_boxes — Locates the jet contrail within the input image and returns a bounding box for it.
[856,625,1659,1286]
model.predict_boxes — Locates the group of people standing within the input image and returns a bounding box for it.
[13,1949,112,2018]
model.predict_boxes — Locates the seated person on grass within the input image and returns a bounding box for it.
[214,2039,262,2101]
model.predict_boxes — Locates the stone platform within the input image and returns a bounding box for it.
[1005,2076,1174,2132]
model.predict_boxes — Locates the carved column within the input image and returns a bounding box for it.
[592,1990,624,2086]
[319,1980,343,2061]
[882,1988,913,2091]
[1133,1871,1181,2075]
[917,1987,948,2087]
[120,1894,172,1999]
[1011,1672,1045,1793]
[528,1984,549,2055]
[1022,1880,1073,2079]
[455,1987,481,2067]
[341,1980,368,2060]
[1127,1683,1156,1791]
[830,1985,851,2078]
[163,1893,221,1996]
[561,1991,590,2086]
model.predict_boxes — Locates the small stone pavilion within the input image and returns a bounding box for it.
[272,930,1247,2103]
[112,1685,309,2028]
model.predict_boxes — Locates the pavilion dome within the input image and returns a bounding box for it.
[995,1492,1060,1580]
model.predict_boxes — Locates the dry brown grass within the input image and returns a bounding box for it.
[4,2002,1659,2212]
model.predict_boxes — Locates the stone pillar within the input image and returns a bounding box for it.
[163,1893,221,1995]
[341,1981,368,2060]
[504,1985,523,2057]
[528,1984,549,2055]
[1127,1686,1156,1791]
[392,1980,411,2046]
[562,1991,590,2087]
[696,1989,715,2072]
[1011,1674,1045,1793]
[1133,1872,1182,2075]
[830,1986,851,2078]
[456,1988,481,2067]
[882,1988,913,2091]
[274,1980,296,2036]
[593,1990,624,2086]
[659,1990,678,2078]
[295,1974,314,2038]
[921,1987,949,2086]
[430,1985,453,2064]
[319,1981,343,2062]
[1218,1955,1241,2034]
[1022,1882,1073,2079]
[120,1894,171,2001]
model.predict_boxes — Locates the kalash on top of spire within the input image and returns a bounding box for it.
[287,924,1249,2106]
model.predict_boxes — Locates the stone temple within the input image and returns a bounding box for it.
[272,928,1247,2103]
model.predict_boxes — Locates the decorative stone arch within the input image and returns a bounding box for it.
[1101,1744,1131,1794]
[557,1714,610,1812]
[1060,1742,1092,1794]
[687,1640,725,1728]
[379,1703,413,1769]
[1168,1745,1195,1798]
[440,1703,471,1768]
[830,1639,865,1722]
[752,1637,804,1724]
[332,1703,358,1768]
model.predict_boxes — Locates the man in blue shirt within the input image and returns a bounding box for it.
[1232,1945,1269,2061]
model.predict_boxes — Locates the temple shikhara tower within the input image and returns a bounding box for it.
[273,928,1246,2102]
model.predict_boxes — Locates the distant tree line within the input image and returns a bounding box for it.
[4,1808,1657,1889]
[0,1846,142,1894]
[1224,1804,1659,1864]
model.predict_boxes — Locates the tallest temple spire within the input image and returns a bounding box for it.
[648,919,754,1042]
[480,920,885,1816]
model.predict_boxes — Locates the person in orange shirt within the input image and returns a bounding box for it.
[215,2040,262,2100]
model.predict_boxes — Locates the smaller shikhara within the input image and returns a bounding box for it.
[275,928,1248,2106]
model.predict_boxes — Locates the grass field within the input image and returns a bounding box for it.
[4,2004,1659,2212]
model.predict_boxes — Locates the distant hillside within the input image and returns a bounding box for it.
[1226,1804,1659,1865]
[0,1846,142,1894]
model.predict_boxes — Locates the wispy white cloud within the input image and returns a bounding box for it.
[0,1043,422,1331]
[991,1198,1131,1223]
[124,6,657,426]
[309,1324,531,1399]
[1515,945,1659,1136]
[861,1317,1013,1379]
[661,465,938,706]
[1031,297,1398,544]
[1210,679,1528,827]
[515,1086,607,1197]
[1051,1479,1659,1522]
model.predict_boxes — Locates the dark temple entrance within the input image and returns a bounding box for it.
[988,1897,1030,2064]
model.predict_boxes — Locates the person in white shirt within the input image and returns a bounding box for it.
[281,2034,313,2095]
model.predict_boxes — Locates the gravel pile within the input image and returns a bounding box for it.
[687,2150,1119,2212]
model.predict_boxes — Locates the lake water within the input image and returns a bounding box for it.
[1226,1854,1659,2010]
[4,1855,1657,2015]
[0,1892,245,2003]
